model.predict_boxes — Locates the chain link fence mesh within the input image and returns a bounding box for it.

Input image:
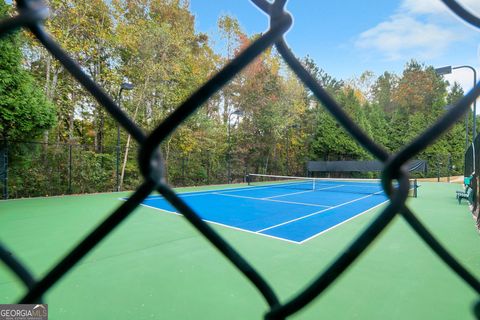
[1,140,247,198]
[1,0,480,318]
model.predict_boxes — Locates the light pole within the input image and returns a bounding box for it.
[435,65,477,150]
[116,82,134,192]
[227,109,243,184]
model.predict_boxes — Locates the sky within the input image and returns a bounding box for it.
[189,0,480,98]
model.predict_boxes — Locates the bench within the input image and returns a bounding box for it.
[456,188,473,204]
[457,175,475,205]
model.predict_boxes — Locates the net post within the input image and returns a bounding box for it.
[246,173,251,186]
[414,179,418,198]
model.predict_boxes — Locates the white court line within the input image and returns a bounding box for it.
[212,192,331,208]
[298,200,388,244]
[146,191,220,199]
[137,203,301,244]
[256,191,385,233]
[162,184,349,201]
[143,184,269,200]
[263,189,314,199]
[315,185,346,191]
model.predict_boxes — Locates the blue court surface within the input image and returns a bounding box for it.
[134,179,390,244]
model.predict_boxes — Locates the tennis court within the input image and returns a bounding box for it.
[137,175,399,243]
[1,182,479,319]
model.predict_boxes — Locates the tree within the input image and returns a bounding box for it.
[445,82,467,175]
[300,58,369,162]
[302,55,343,96]
[347,71,376,103]
[392,60,446,115]
[382,61,448,153]
[218,15,242,59]
[111,0,218,187]
[364,102,388,148]
[0,0,55,140]
[447,82,464,106]
[311,88,370,161]
[372,71,398,114]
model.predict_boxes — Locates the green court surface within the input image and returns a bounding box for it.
[1,182,479,319]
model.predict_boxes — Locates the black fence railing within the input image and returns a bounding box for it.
[0,139,461,200]
[1,0,480,319]
[0,140,256,199]
[0,140,7,199]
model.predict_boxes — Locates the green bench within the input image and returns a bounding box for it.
[457,176,474,204]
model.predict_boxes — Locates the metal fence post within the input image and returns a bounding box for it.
[116,125,120,192]
[437,154,440,182]
[3,140,8,200]
[447,154,451,183]
[182,157,185,186]
[68,144,72,194]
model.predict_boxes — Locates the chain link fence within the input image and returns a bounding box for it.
[2,139,303,199]
[3,141,117,197]
[0,140,251,198]
[0,140,462,199]
[1,0,480,319]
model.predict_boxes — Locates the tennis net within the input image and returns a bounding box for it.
[246,174,418,197]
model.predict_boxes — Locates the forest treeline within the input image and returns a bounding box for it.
[0,0,469,198]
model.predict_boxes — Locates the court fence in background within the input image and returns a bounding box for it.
[1,1,480,319]
[0,140,455,200]
[0,140,252,199]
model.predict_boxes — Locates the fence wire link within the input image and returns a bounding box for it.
[1,0,480,318]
